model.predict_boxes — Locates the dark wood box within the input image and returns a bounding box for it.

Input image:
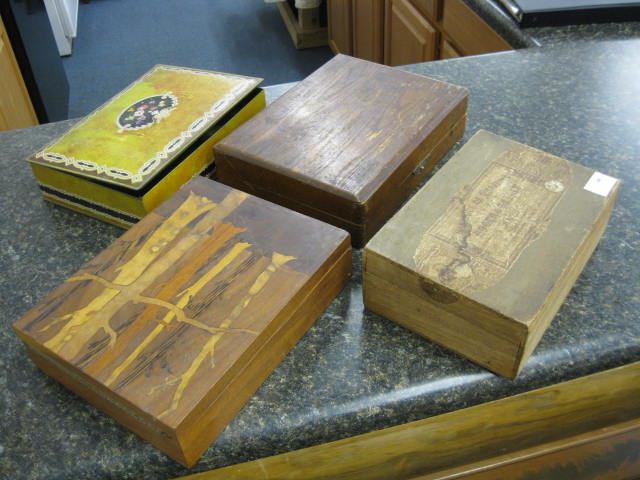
[364,131,619,378]
[13,177,351,467]
[213,54,468,247]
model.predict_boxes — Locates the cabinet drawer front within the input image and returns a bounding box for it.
[409,0,439,21]
[442,0,510,56]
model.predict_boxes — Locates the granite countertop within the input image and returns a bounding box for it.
[2,39,640,479]
[462,0,640,47]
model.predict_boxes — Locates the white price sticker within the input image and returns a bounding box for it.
[584,172,617,197]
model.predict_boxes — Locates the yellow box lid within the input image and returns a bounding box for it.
[28,65,262,191]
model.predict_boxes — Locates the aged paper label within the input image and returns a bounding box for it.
[414,148,572,294]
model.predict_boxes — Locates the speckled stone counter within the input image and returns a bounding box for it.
[462,0,640,47]
[528,21,640,45]
[2,40,640,479]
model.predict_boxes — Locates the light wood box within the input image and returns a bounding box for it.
[364,130,619,378]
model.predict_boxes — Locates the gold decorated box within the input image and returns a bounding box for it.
[27,65,264,227]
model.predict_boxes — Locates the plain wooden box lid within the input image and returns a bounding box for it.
[13,177,350,466]
[365,130,619,377]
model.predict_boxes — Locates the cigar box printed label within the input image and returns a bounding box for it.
[414,148,572,294]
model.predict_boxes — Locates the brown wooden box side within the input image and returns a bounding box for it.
[176,238,352,466]
[214,75,468,206]
[363,248,527,377]
[214,149,365,243]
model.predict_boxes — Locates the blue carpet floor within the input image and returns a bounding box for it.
[62,0,333,117]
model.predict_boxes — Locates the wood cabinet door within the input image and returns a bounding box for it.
[410,0,439,22]
[440,39,461,59]
[384,0,437,67]
[0,16,38,131]
[353,0,385,63]
[328,0,353,55]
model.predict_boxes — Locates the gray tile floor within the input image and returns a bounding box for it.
[63,0,333,117]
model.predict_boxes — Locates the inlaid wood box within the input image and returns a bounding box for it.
[13,177,351,467]
[364,130,619,378]
[213,54,468,247]
[28,65,265,227]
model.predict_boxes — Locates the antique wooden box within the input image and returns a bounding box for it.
[28,65,264,227]
[213,54,468,247]
[13,177,351,467]
[364,130,619,378]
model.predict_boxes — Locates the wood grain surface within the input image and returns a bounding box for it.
[384,0,438,66]
[353,0,385,63]
[214,54,467,246]
[415,419,640,480]
[365,130,619,377]
[176,362,640,480]
[13,177,351,466]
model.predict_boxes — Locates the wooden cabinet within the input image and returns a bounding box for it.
[328,0,353,55]
[327,0,513,66]
[410,0,439,22]
[0,16,38,131]
[384,0,437,66]
[440,38,461,59]
[353,0,385,63]
[441,0,510,56]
